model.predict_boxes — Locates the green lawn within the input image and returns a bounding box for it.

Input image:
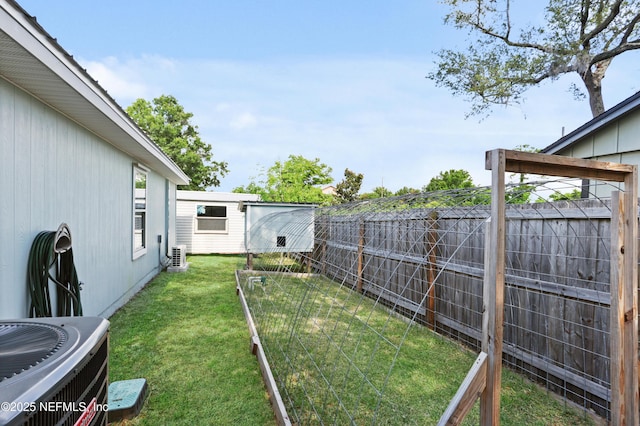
[108,255,275,425]
[108,255,596,425]
[240,271,597,425]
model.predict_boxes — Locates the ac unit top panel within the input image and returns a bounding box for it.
[0,323,68,381]
[0,316,109,418]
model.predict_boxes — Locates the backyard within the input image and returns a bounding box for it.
[108,255,275,425]
[108,254,599,425]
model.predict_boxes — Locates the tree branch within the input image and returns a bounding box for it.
[580,0,591,42]
[582,0,624,43]
[591,40,640,64]
[621,12,640,43]
[475,25,554,53]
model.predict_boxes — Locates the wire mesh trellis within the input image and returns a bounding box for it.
[238,168,636,424]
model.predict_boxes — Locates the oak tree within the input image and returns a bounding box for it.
[428,0,640,117]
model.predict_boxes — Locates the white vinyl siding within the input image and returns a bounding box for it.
[176,193,257,254]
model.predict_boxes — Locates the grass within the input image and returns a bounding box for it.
[108,255,275,425]
[240,271,597,425]
[108,254,596,425]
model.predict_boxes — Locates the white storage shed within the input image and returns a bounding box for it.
[176,191,260,254]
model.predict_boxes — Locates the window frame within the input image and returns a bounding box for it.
[132,165,148,259]
[195,204,228,234]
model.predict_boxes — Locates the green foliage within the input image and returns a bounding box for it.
[428,0,640,117]
[534,188,583,203]
[335,168,364,203]
[360,186,393,200]
[127,95,229,190]
[234,155,333,204]
[394,186,420,196]
[549,188,583,201]
[232,181,267,198]
[506,183,536,204]
[424,169,474,192]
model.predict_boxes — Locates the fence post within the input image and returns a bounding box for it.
[610,182,638,425]
[481,149,506,426]
[321,217,327,275]
[426,211,439,329]
[357,219,365,292]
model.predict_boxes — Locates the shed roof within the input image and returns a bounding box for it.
[177,190,260,203]
[541,90,640,155]
[238,201,317,212]
[0,1,189,185]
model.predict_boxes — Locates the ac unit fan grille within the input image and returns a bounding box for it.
[0,324,67,381]
[171,247,183,267]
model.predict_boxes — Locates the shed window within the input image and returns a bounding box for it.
[133,166,147,259]
[196,205,227,233]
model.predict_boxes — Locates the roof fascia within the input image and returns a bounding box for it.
[0,2,189,185]
[542,91,640,155]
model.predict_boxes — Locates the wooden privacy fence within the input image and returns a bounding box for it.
[310,190,633,421]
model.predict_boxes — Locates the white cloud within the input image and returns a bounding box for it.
[82,55,177,105]
[80,53,635,193]
[229,112,258,129]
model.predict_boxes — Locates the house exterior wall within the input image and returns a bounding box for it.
[0,77,172,319]
[176,192,258,254]
[554,108,640,159]
[553,108,640,198]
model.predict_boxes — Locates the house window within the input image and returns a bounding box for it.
[133,166,147,258]
[196,205,227,233]
[277,236,286,247]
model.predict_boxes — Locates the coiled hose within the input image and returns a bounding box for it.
[27,224,83,317]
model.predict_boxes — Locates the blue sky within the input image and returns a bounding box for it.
[17,0,640,192]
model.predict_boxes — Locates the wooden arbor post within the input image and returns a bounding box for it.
[439,149,638,425]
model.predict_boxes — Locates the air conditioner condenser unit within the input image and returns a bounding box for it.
[167,245,188,272]
[0,316,109,426]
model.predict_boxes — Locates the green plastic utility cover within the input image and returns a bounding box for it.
[108,378,147,422]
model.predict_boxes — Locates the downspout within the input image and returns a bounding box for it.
[159,179,171,270]
[165,179,170,256]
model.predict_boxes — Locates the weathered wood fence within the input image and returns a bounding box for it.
[310,199,618,417]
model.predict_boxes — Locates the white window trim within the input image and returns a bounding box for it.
[132,165,148,259]
[194,204,228,234]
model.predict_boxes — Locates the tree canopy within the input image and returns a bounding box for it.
[127,95,228,190]
[234,155,334,205]
[359,186,393,200]
[428,0,640,117]
[423,169,475,192]
[335,169,364,203]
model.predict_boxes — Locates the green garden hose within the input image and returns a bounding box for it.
[27,224,83,317]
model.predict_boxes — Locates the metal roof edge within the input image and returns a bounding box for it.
[541,91,640,154]
[238,201,318,212]
[177,190,261,202]
[1,1,190,185]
